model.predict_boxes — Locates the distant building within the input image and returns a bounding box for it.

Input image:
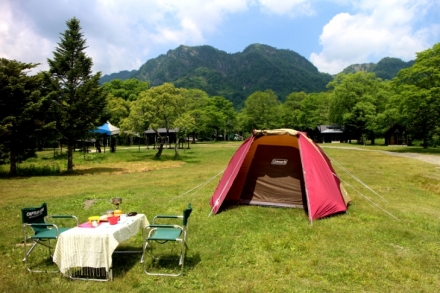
[144,128,178,148]
[313,125,344,143]
[384,124,407,145]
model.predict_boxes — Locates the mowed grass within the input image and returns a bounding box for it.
[1,142,440,292]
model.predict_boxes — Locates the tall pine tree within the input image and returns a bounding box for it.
[45,17,106,172]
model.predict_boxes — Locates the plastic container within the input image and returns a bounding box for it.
[108,216,119,225]
[88,216,100,224]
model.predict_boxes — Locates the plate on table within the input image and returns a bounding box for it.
[100,215,120,222]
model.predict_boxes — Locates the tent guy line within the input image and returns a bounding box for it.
[169,169,225,203]
[339,178,399,221]
[329,156,389,203]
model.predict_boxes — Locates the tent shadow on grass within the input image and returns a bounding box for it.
[217,201,309,216]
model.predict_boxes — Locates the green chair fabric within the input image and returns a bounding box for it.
[21,203,78,273]
[141,203,192,276]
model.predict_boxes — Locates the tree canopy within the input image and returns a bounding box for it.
[0,59,45,175]
[393,43,440,148]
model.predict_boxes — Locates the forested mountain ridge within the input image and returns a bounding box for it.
[341,57,414,80]
[101,44,333,108]
[100,69,137,83]
[100,44,414,108]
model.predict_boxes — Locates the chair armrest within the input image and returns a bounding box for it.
[143,224,183,236]
[154,215,182,219]
[24,223,57,228]
[152,215,183,224]
[149,224,182,229]
[47,214,79,226]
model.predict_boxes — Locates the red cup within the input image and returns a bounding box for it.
[108,216,119,225]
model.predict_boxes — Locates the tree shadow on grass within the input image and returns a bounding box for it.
[0,167,126,178]
[389,148,440,155]
[59,167,127,175]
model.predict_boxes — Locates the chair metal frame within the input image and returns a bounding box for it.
[141,203,192,276]
[21,203,78,273]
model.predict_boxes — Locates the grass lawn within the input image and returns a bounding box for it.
[1,141,440,292]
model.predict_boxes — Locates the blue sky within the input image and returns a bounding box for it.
[1,0,439,75]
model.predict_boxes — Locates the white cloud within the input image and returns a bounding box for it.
[0,1,53,71]
[0,0,250,74]
[258,0,314,17]
[1,0,439,77]
[310,0,440,74]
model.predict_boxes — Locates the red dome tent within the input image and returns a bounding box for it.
[209,129,350,222]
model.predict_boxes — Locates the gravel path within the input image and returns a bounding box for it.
[321,146,440,166]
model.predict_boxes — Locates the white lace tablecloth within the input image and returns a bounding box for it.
[53,214,148,275]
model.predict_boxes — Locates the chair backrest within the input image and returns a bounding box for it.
[182,203,192,226]
[21,203,48,233]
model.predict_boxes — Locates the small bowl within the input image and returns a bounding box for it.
[108,216,119,225]
[88,216,100,224]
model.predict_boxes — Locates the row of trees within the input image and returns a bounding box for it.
[1,16,439,175]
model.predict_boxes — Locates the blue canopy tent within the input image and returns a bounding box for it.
[93,121,120,152]
[94,121,120,135]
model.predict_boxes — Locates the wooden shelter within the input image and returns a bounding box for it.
[384,124,407,145]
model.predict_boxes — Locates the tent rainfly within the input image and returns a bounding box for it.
[94,121,120,135]
[209,129,350,222]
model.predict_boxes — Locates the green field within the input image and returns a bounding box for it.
[1,142,440,292]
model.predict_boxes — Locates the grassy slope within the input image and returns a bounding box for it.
[1,142,439,292]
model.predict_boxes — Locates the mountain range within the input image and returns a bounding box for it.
[340,57,414,80]
[100,44,414,108]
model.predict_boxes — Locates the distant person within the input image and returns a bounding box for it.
[96,139,101,153]
[110,138,116,153]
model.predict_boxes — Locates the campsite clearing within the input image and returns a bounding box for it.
[1,142,440,292]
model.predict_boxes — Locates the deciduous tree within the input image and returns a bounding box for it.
[240,90,282,131]
[328,72,389,144]
[127,83,185,157]
[201,96,236,140]
[393,42,440,148]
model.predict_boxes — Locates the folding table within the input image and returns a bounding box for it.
[53,213,148,281]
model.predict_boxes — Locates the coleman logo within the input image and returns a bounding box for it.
[271,159,288,165]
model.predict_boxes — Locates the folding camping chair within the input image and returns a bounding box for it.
[21,203,78,273]
[141,203,192,276]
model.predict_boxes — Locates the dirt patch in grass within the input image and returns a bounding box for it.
[72,161,186,175]
[84,199,97,209]
[322,145,440,166]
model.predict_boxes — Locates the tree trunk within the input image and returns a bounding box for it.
[155,135,164,158]
[422,122,428,149]
[67,142,74,173]
[155,143,164,158]
[174,138,179,156]
[371,133,375,145]
[9,151,17,176]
